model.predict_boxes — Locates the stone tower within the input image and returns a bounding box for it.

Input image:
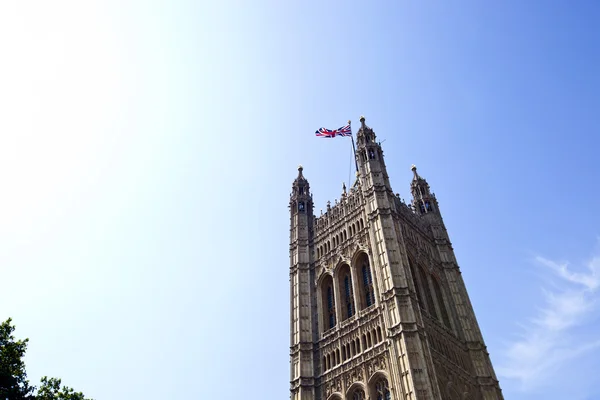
[289,117,502,400]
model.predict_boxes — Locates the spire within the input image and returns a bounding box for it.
[291,165,312,214]
[356,115,376,145]
[293,165,308,189]
[411,164,421,181]
[410,165,436,215]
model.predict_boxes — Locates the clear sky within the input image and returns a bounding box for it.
[1,1,599,399]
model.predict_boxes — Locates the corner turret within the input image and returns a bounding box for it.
[410,165,438,215]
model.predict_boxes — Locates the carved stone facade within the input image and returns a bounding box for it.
[289,118,503,400]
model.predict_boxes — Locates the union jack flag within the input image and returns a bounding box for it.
[315,124,352,138]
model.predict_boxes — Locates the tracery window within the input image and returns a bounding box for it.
[432,277,452,329]
[327,286,336,329]
[375,378,391,400]
[338,265,355,320]
[352,388,366,400]
[418,267,438,319]
[362,263,375,307]
[345,275,354,318]
[321,275,336,332]
[408,258,423,307]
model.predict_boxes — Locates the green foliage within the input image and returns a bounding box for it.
[36,377,91,400]
[0,319,93,400]
[0,318,34,400]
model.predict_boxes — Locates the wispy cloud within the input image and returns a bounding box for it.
[497,241,600,390]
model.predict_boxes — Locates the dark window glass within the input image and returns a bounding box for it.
[375,378,391,400]
[345,276,354,317]
[327,286,336,329]
[353,389,366,400]
[362,263,375,307]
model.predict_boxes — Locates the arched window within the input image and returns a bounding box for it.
[355,253,375,310]
[418,267,438,319]
[362,263,375,308]
[375,378,391,400]
[345,276,354,318]
[377,326,383,342]
[327,286,336,328]
[338,265,355,320]
[408,258,424,307]
[432,276,452,329]
[356,338,361,353]
[321,276,336,331]
[352,388,366,400]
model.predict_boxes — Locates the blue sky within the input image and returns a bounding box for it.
[1,1,599,399]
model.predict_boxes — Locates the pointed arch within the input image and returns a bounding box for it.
[318,273,336,331]
[346,382,367,400]
[336,263,356,320]
[368,371,392,400]
[417,265,438,319]
[407,257,424,307]
[354,252,375,310]
[431,274,452,329]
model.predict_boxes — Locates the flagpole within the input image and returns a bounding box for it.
[349,120,358,173]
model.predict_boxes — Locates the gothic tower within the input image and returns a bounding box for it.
[289,117,502,400]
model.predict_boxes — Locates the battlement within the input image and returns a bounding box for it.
[393,195,432,235]
[314,184,364,236]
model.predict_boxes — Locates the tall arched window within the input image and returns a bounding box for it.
[432,276,452,329]
[352,388,366,400]
[355,253,375,310]
[408,258,424,307]
[362,263,375,308]
[345,276,354,317]
[338,264,355,320]
[321,275,336,331]
[327,286,336,328]
[375,378,391,400]
[418,266,438,319]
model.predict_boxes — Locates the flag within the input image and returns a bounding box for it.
[315,124,352,138]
